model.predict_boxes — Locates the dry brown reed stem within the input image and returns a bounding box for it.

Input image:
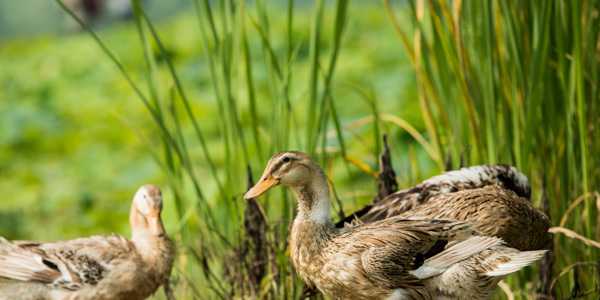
[559,192,600,227]
[374,135,398,203]
[549,262,600,293]
[163,281,176,300]
[325,114,440,165]
[538,180,554,300]
[597,194,600,242]
[548,227,600,249]
[498,281,515,300]
[242,166,269,296]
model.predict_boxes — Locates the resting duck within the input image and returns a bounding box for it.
[246,152,546,299]
[341,165,551,251]
[0,184,174,300]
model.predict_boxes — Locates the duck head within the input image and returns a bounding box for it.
[131,184,166,237]
[246,151,331,223]
[245,151,322,198]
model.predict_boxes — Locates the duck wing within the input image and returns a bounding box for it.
[0,237,63,286]
[401,185,551,250]
[330,219,501,294]
[0,235,136,290]
[339,165,531,226]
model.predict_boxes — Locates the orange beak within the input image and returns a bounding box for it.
[244,175,279,199]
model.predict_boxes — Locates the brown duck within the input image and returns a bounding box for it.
[246,152,546,299]
[342,165,551,251]
[0,185,175,300]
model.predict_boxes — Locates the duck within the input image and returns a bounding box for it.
[341,165,551,251]
[245,151,546,299]
[0,184,175,300]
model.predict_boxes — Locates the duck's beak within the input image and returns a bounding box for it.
[245,174,279,199]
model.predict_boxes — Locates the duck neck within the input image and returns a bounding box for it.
[288,171,334,282]
[291,170,332,225]
[130,204,167,239]
[130,207,173,277]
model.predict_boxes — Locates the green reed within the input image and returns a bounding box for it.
[386,0,599,298]
[56,0,599,299]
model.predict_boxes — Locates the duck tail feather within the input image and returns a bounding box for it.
[0,237,60,283]
[410,236,503,279]
[484,250,548,277]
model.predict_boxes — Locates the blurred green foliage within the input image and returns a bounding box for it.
[2,0,599,299]
[0,2,418,252]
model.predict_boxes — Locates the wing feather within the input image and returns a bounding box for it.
[0,234,135,290]
[339,165,531,226]
[0,237,61,283]
[336,219,475,290]
[410,236,503,279]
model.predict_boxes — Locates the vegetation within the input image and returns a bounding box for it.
[1,0,598,299]
[385,1,600,299]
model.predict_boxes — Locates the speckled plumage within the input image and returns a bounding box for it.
[398,185,550,251]
[424,245,546,299]
[0,185,175,300]
[290,217,508,300]
[247,152,546,300]
[349,166,551,251]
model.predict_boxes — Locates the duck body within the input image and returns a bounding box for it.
[0,235,173,300]
[289,197,546,300]
[0,185,174,300]
[398,185,550,251]
[351,165,551,251]
[247,152,546,300]
[290,217,508,300]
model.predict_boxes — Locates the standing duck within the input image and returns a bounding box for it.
[341,165,551,251]
[246,152,546,299]
[0,184,175,300]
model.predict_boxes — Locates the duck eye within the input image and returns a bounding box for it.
[282,156,291,163]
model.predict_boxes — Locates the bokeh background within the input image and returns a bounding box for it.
[1,0,598,299]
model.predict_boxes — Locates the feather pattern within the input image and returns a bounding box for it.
[0,238,62,284]
[410,236,503,279]
[0,235,136,290]
[425,247,548,299]
[291,217,490,299]
[343,165,531,223]
[342,166,550,251]
[248,153,547,300]
[0,185,174,300]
